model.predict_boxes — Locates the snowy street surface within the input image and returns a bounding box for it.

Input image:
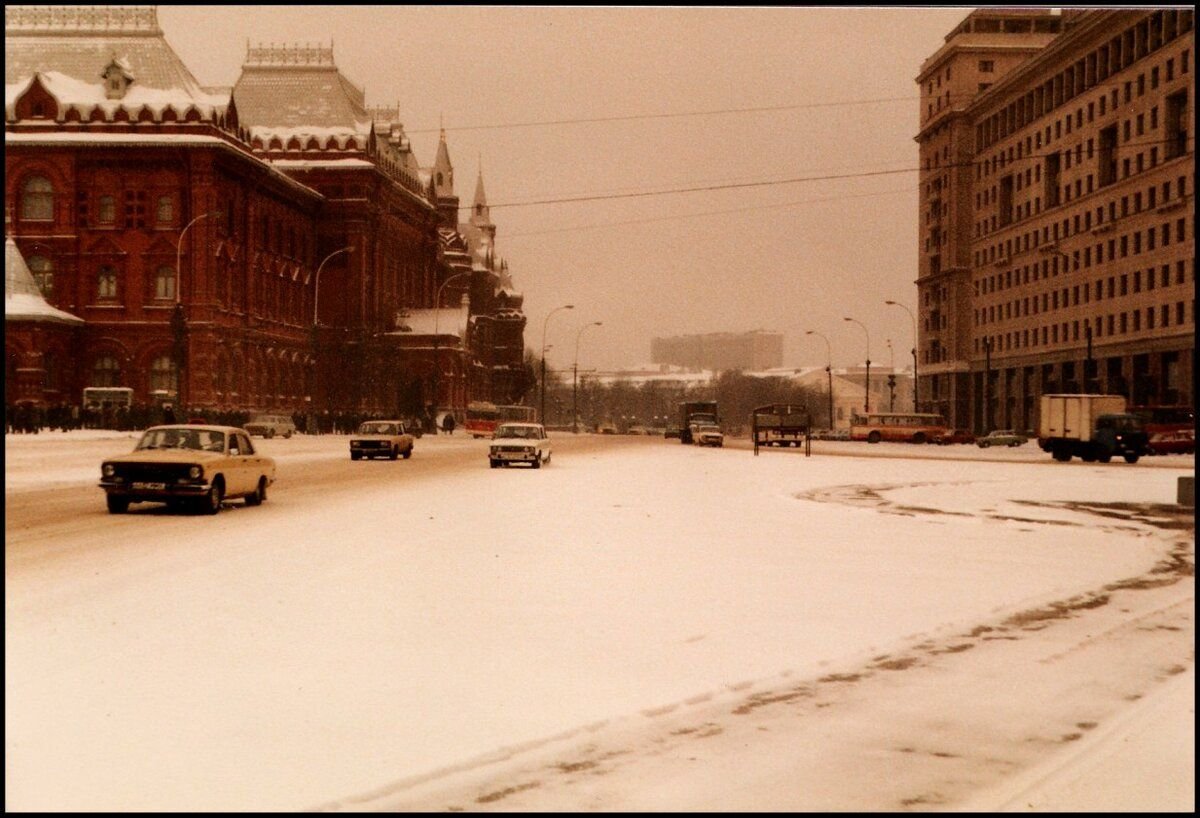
[5,431,1194,811]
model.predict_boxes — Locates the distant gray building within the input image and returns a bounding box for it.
[651,330,783,371]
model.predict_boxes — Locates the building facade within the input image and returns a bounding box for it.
[916,8,1194,432]
[650,330,783,371]
[4,6,528,420]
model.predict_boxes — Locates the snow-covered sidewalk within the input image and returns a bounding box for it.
[5,432,1194,811]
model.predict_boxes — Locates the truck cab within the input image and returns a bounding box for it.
[1091,413,1148,463]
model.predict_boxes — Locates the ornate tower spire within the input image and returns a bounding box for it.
[432,120,453,198]
[470,163,490,227]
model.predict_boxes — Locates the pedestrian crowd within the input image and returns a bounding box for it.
[6,403,444,437]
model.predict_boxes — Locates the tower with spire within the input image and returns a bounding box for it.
[429,126,459,231]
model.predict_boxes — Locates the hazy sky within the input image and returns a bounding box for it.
[159,5,975,373]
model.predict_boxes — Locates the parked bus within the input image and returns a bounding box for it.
[465,402,536,438]
[82,386,133,411]
[849,411,947,444]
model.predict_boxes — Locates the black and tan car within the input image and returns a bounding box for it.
[349,420,415,460]
[99,425,275,514]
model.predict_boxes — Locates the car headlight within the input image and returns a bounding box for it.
[102,464,115,477]
[189,465,202,479]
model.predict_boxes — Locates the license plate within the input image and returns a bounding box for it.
[132,482,166,490]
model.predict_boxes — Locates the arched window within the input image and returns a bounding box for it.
[97,265,118,300]
[27,255,54,298]
[149,355,177,394]
[92,355,121,387]
[98,195,116,225]
[20,176,54,221]
[155,266,175,300]
[156,195,173,225]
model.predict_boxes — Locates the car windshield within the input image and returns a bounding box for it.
[359,422,397,435]
[136,428,225,452]
[497,425,539,439]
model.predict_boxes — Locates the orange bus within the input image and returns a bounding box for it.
[465,402,536,438]
[849,412,948,444]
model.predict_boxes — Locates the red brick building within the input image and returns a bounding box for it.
[4,6,529,420]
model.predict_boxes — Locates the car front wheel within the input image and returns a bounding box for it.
[199,479,223,515]
[351,451,361,461]
[106,494,130,514]
[245,477,267,506]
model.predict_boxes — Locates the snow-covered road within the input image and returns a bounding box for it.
[4,432,1194,810]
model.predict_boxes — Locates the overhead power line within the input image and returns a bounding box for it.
[504,187,917,240]
[461,135,1193,212]
[407,95,916,134]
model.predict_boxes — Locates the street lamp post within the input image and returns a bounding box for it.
[540,304,574,424]
[884,299,918,412]
[805,330,834,430]
[983,336,993,432]
[886,339,896,412]
[843,317,870,414]
[431,270,471,433]
[311,245,354,417]
[573,321,602,433]
[172,210,219,410]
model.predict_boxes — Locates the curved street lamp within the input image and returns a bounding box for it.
[805,329,834,431]
[309,245,354,418]
[540,304,574,424]
[573,321,602,433]
[884,299,918,412]
[431,270,472,431]
[843,316,871,414]
[312,246,355,327]
[172,210,220,409]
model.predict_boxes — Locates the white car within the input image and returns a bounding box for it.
[489,422,552,468]
[694,424,724,447]
[243,413,296,439]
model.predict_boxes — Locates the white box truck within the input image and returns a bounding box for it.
[1038,394,1149,463]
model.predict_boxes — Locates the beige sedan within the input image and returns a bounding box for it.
[99,425,275,514]
[349,420,415,460]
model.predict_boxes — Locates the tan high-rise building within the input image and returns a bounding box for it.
[916,8,1194,432]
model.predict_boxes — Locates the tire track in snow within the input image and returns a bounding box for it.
[318,495,1193,812]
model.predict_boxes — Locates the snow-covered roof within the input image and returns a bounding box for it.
[5,7,225,115]
[5,236,84,325]
[233,44,372,139]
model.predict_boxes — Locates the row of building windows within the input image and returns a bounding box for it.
[974,300,1194,354]
[977,48,1191,168]
[975,9,1192,150]
[19,175,317,268]
[974,256,1190,307]
[974,186,1191,271]
[976,259,1193,324]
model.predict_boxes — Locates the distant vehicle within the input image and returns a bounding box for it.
[849,412,948,444]
[935,428,976,445]
[694,424,725,447]
[664,426,682,440]
[465,402,537,438]
[1130,405,1195,454]
[678,401,719,444]
[597,421,618,435]
[350,420,415,461]
[243,413,296,439]
[977,429,1028,448]
[627,425,650,435]
[1146,429,1196,455]
[98,425,274,515]
[1038,394,1148,463]
[489,422,552,468]
[751,404,810,453]
[82,386,133,411]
